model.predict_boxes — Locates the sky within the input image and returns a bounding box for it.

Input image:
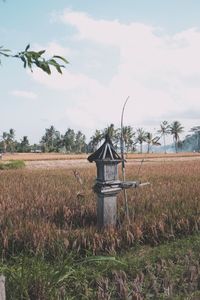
[1,0,200,143]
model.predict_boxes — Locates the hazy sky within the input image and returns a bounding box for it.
[1,0,200,143]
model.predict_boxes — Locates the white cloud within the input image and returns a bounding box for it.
[11,90,38,99]
[30,9,200,135]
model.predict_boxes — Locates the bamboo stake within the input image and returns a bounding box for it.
[120,96,130,219]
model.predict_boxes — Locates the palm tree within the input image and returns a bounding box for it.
[46,125,56,149]
[20,136,30,152]
[136,128,146,153]
[2,132,8,153]
[40,125,61,152]
[190,126,200,151]
[103,124,119,147]
[63,128,76,152]
[74,131,86,153]
[157,121,170,154]
[9,128,15,152]
[2,129,15,153]
[122,126,135,154]
[145,132,161,153]
[170,121,184,153]
[90,130,103,151]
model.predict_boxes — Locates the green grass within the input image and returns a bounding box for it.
[0,160,25,170]
[2,234,200,299]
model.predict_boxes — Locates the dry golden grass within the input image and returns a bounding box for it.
[2,151,200,162]
[127,152,200,161]
[1,152,88,161]
[0,159,200,257]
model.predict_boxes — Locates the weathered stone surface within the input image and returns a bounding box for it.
[96,161,119,182]
[0,276,6,300]
[97,194,117,227]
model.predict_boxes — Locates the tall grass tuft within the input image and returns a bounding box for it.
[0,160,25,170]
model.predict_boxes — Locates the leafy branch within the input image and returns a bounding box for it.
[0,44,69,74]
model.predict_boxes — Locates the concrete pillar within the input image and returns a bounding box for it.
[97,194,117,227]
[0,276,5,300]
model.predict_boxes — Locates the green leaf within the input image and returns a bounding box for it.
[48,59,63,74]
[0,52,10,57]
[26,51,40,60]
[53,55,69,64]
[20,56,27,68]
[80,256,127,266]
[48,59,59,66]
[0,44,68,75]
[39,62,51,74]
[25,44,30,51]
[1,49,10,52]
[25,53,32,69]
[0,46,11,57]
[55,65,62,74]
[37,50,46,56]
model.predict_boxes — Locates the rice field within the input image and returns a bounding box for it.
[0,159,200,257]
[2,151,200,162]
[1,152,88,161]
[1,157,200,298]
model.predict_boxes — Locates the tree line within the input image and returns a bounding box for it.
[88,121,184,154]
[2,120,197,154]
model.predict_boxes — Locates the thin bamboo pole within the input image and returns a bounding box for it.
[120,96,130,219]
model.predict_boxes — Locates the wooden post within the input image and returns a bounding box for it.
[0,276,6,300]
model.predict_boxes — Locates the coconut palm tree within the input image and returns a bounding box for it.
[136,128,146,153]
[2,129,15,153]
[122,126,135,154]
[40,125,61,152]
[170,121,184,153]
[63,128,76,152]
[46,125,56,149]
[2,132,8,153]
[103,124,119,147]
[157,121,170,154]
[90,129,103,151]
[145,132,161,153]
[104,123,115,137]
[190,126,200,151]
[74,131,86,153]
[20,136,30,152]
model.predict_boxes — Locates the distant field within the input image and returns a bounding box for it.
[2,151,200,162]
[1,152,88,161]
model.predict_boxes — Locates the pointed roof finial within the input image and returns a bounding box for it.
[87,134,122,162]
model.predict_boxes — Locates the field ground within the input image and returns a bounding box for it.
[2,151,200,161]
[1,152,88,161]
[3,234,200,299]
[1,154,200,298]
[2,151,200,170]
